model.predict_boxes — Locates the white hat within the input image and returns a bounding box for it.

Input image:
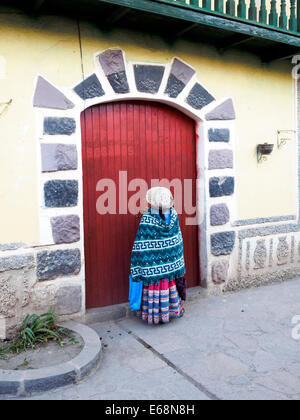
[146,187,174,210]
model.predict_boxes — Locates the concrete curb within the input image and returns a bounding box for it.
[0,321,102,397]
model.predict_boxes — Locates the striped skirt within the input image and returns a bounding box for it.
[136,278,184,325]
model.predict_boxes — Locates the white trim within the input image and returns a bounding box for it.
[32,49,238,310]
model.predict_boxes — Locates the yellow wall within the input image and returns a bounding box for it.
[0,10,296,243]
[0,13,82,243]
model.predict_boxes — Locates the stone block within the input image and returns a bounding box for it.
[56,286,82,315]
[211,232,235,256]
[0,243,24,252]
[210,204,230,226]
[33,76,74,110]
[51,215,80,244]
[0,254,36,322]
[212,260,229,284]
[44,180,78,207]
[205,99,236,120]
[186,83,215,110]
[165,59,195,98]
[74,74,105,100]
[134,65,165,94]
[165,74,186,98]
[0,254,34,273]
[208,128,230,142]
[99,49,126,75]
[44,117,76,135]
[171,58,195,85]
[107,71,129,94]
[37,249,81,281]
[209,177,234,197]
[208,149,233,170]
[41,144,78,172]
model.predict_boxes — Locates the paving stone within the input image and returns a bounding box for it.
[252,350,283,373]
[10,278,300,401]
[202,352,249,378]
[253,371,300,395]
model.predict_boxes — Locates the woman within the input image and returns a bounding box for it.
[130,187,186,325]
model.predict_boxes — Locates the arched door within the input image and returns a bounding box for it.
[81,100,200,309]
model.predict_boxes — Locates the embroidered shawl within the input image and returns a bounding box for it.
[130,207,185,285]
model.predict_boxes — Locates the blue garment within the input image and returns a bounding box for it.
[128,274,143,311]
[150,207,171,224]
[129,207,174,310]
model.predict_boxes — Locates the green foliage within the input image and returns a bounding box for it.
[0,307,76,357]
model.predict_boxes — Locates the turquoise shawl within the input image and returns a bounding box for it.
[130,207,185,285]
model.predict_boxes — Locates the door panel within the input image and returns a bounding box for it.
[81,101,200,309]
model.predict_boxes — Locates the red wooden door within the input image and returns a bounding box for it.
[81,101,200,309]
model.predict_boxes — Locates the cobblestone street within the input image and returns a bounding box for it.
[3,278,300,400]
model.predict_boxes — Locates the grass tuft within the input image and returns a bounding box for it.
[0,307,76,358]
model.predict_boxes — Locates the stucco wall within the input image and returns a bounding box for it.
[0,10,296,244]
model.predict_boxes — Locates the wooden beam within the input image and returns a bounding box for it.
[96,0,300,47]
[219,35,256,53]
[176,23,198,38]
[102,6,131,26]
[263,50,300,62]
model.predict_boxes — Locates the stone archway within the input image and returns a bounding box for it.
[33,48,237,312]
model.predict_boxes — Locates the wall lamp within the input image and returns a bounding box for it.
[257,143,274,163]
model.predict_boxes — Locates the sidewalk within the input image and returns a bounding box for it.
[4,278,300,400]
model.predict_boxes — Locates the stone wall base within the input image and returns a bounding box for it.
[224,268,300,293]
[0,247,83,340]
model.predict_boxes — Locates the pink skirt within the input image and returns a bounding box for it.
[136,278,184,325]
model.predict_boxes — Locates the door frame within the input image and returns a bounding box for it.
[34,48,237,315]
[81,99,201,308]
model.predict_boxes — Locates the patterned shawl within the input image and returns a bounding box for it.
[130,207,185,285]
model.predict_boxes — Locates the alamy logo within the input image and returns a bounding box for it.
[291,315,300,340]
[95,171,204,226]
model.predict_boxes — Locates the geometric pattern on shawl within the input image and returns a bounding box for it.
[130,207,186,285]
